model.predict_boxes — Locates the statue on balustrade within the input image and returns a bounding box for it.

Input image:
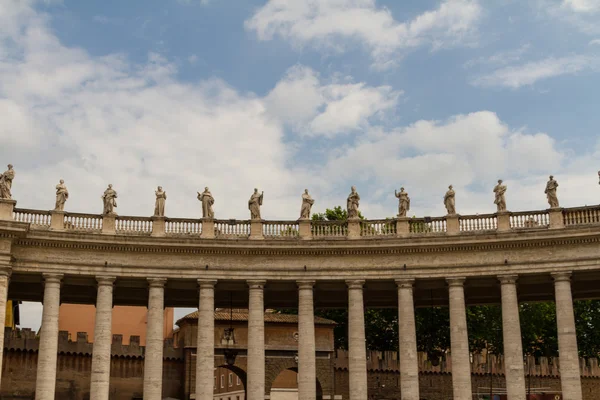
[444,185,456,215]
[197,187,215,219]
[102,184,118,215]
[545,175,559,208]
[154,186,166,217]
[54,179,69,211]
[493,179,507,212]
[300,189,314,219]
[0,164,15,200]
[395,187,410,217]
[347,186,360,219]
[248,188,263,220]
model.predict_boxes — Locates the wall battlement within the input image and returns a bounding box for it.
[3,328,183,360]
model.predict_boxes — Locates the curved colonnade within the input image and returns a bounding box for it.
[1,202,600,400]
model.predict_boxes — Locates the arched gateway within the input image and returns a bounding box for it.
[1,196,600,400]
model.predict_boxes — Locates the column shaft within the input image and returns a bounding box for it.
[553,273,583,400]
[35,274,63,400]
[196,280,217,400]
[143,278,166,400]
[347,280,367,400]
[447,278,473,400]
[0,271,10,390]
[247,280,266,400]
[499,275,526,400]
[298,281,316,400]
[396,279,419,400]
[90,277,116,400]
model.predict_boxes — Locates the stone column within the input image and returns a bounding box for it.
[447,278,473,400]
[0,269,11,389]
[396,279,419,400]
[298,281,317,400]
[247,280,266,400]
[90,276,116,400]
[35,273,63,400]
[499,275,526,400]
[143,278,166,400]
[196,279,217,400]
[346,280,367,400]
[552,272,583,400]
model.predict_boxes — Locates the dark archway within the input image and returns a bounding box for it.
[270,367,323,400]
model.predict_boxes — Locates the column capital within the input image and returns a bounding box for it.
[197,279,217,289]
[446,277,466,287]
[297,280,316,289]
[147,277,167,288]
[346,280,365,289]
[247,280,266,289]
[498,274,518,285]
[0,266,12,278]
[551,272,572,282]
[96,276,116,286]
[395,278,415,288]
[42,273,64,284]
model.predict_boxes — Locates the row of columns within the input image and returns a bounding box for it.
[0,272,584,400]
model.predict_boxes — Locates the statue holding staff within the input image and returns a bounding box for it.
[54,179,69,211]
[102,184,118,215]
[493,179,507,212]
[300,189,314,219]
[154,186,166,217]
[545,175,559,208]
[197,187,215,219]
[0,164,15,200]
[248,188,263,220]
[395,187,410,217]
[347,186,360,219]
[444,185,456,215]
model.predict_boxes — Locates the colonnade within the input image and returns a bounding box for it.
[0,272,584,400]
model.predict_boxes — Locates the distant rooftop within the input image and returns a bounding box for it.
[176,308,336,326]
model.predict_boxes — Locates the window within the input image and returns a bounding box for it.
[214,376,217,389]
[228,373,233,387]
[220,374,224,388]
[237,376,241,386]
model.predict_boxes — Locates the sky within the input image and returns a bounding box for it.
[2,0,600,330]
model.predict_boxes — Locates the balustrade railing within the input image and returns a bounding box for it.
[13,209,51,228]
[63,212,103,232]
[165,218,202,236]
[460,214,497,232]
[510,211,549,229]
[214,219,250,238]
[409,217,446,234]
[563,206,600,226]
[115,216,153,235]
[311,221,348,238]
[263,221,299,238]
[360,219,396,237]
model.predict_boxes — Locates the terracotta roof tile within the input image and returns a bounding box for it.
[176,309,336,326]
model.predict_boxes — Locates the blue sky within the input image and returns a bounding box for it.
[2,0,600,328]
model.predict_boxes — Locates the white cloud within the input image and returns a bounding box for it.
[562,0,600,13]
[245,0,482,69]
[590,39,600,45]
[464,44,530,68]
[470,55,600,88]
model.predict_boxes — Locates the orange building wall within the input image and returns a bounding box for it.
[58,304,174,345]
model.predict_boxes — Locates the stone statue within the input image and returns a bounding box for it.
[54,179,69,211]
[154,186,166,217]
[347,186,360,219]
[545,175,559,208]
[248,188,264,220]
[395,187,410,217]
[0,164,15,200]
[102,184,118,215]
[300,189,314,219]
[493,179,507,212]
[197,187,215,219]
[444,185,456,215]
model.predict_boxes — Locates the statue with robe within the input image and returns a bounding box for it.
[300,189,314,219]
[545,175,559,208]
[54,179,69,211]
[102,184,118,215]
[493,179,507,212]
[395,187,410,217]
[248,188,263,220]
[347,186,360,219]
[444,185,456,215]
[154,186,166,217]
[0,164,15,200]
[197,187,215,219]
